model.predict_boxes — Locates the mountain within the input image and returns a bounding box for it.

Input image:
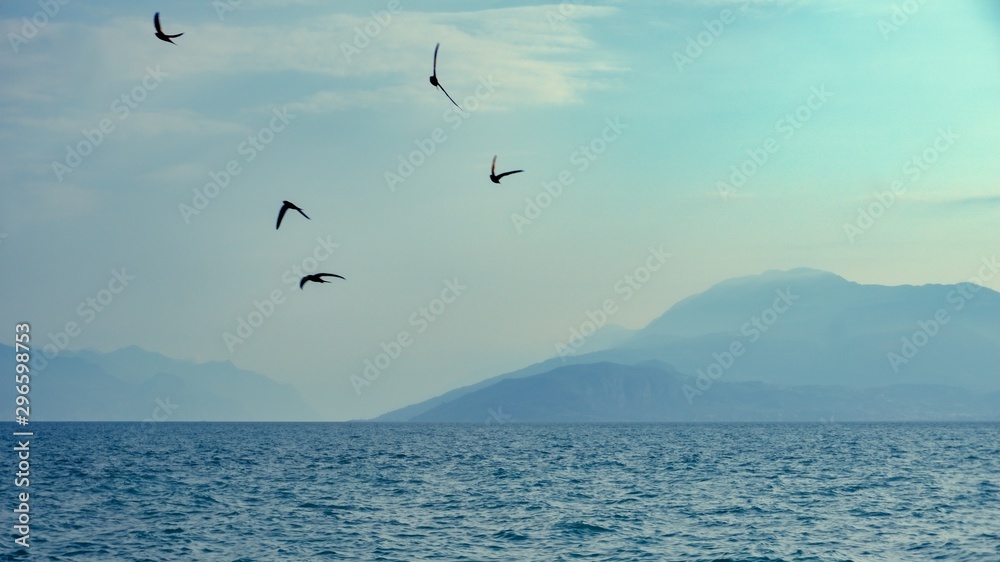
[412,361,1000,422]
[619,268,1000,391]
[414,361,690,423]
[0,344,318,421]
[375,324,637,422]
[380,268,1000,421]
[568,323,639,355]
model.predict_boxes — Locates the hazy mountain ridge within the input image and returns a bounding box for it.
[383,269,1000,422]
[6,269,996,422]
[411,361,1000,423]
[618,268,1000,390]
[0,344,318,421]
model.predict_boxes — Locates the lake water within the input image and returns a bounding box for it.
[5,422,999,560]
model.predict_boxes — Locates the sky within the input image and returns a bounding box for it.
[1,0,998,421]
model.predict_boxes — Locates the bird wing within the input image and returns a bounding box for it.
[299,276,310,289]
[492,155,497,176]
[433,43,439,75]
[437,83,462,111]
[319,273,346,281]
[276,204,289,230]
[496,170,524,180]
[167,32,183,39]
[296,208,310,220]
[154,12,163,33]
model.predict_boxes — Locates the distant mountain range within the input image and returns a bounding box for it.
[7,268,998,422]
[0,344,318,421]
[380,268,1000,422]
[406,360,999,422]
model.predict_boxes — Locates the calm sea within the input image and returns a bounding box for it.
[3,422,998,560]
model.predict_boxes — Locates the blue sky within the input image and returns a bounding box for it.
[1,0,998,420]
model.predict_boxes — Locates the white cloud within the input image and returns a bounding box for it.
[67,5,625,112]
[7,109,248,140]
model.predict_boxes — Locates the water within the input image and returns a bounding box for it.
[4,422,998,560]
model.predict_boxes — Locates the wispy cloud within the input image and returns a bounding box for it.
[906,193,1000,207]
[10,110,248,139]
[39,6,625,114]
[841,190,1000,207]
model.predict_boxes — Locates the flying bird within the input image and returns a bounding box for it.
[276,200,310,230]
[153,12,183,45]
[300,273,345,289]
[490,155,523,184]
[429,43,463,112]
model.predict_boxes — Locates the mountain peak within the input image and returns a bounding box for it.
[713,267,847,289]
[378,268,1000,421]
[636,268,848,340]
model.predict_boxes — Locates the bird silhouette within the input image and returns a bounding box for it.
[153,13,183,45]
[490,155,523,184]
[276,200,310,230]
[429,43,463,112]
[300,273,345,289]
